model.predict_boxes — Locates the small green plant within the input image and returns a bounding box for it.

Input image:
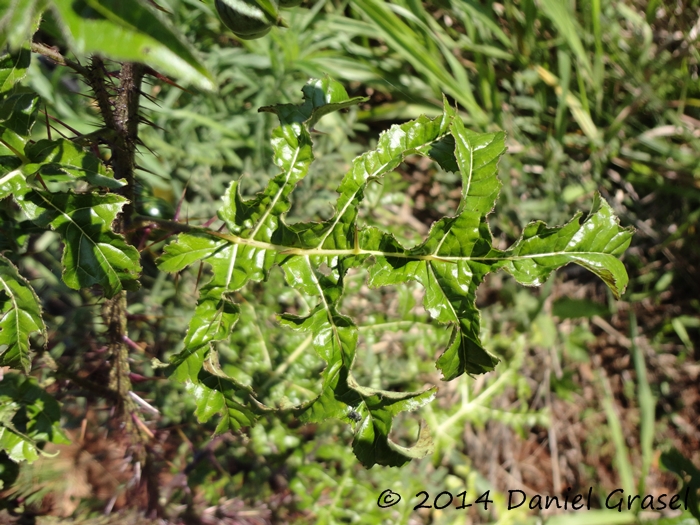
[1,42,633,471]
[1,3,638,510]
[150,76,633,467]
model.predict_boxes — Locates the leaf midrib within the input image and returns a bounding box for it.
[315,131,451,249]
[36,193,122,289]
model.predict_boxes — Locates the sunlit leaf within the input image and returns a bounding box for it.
[498,193,633,298]
[51,0,215,90]
[193,370,258,434]
[159,77,633,467]
[348,374,436,467]
[158,78,365,435]
[0,255,45,372]
[18,191,141,297]
[23,139,126,188]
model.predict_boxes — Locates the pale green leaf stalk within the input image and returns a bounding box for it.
[157,77,634,467]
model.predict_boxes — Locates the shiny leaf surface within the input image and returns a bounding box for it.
[158,77,634,467]
[0,255,45,372]
[18,191,141,297]
[158,78,364,436]
[498,193,633,298]
[23,139,126,188]
[51,0,215,90]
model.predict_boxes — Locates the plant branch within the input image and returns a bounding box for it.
[135,215,609,264]
[112,62,145,229]
[30,42,89,76]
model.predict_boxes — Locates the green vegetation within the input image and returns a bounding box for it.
[0,0,699,523]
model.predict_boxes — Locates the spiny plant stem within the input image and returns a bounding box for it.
[86,57,115,130]
[87,60,151,471]
[112,62,145,232]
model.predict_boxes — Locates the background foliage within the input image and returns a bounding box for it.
[0,0,699,523]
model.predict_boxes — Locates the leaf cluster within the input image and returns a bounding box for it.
[154,76,633,467]
[0,0,636,470]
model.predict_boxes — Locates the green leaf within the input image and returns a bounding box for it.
[0,87,40,157]
[23,139,126,188]
[0,255,45,372]
[499,193,634,298]
[158,80,367,435]
[348,374,436,468]
[363,212,501,380]
[259,76,367,129]
[0,48,31,94]
[279,267,435,468]
[0,374,69,464]
[170,349,260,432]
[360,120,506,379]
[156,233,225,274]
[189,353,257,433]
[50,0,215,90]
[279,261,359,422]
[0,0,45,51]
[194,369,257,434]
[18,191,141,297]
[0,155,24,200]
[274,96,455,254]
[159,79,364,361]
[158,77,634,467]
[450,117,506,215]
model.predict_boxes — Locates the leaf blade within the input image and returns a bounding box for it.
[20,191,142,297]
[51,0,214,90]
[0,255,45,373]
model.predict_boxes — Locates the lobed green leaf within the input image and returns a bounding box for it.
[23,138,126,189]
[18,191,141,297]
[499,193,634,298]
[0,255,46,373]
[51,0,215,90]
[158,77,634,467]
[348,374,436,468]
[158,78,366,435]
